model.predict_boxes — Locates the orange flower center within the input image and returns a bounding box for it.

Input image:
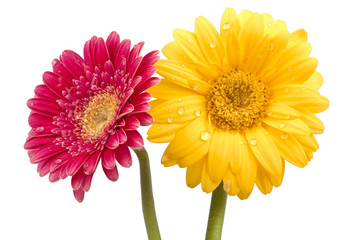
[207,70,270,130]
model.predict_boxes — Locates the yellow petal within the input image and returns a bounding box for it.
[225,28,242,69]
[267,58,318,86]
[238,10,254,29]
[296,107,325,134]
[201,160,220,193]
[220,8,237,43]
[245,126,283,176]
[263,117,311,135]
[195,16,225,66]
[290,29,308,43]
[300,95,329,113]
[149,95,206,124]
[271,85,321,106]
[147,122,187,143]
[237,134,257,199]
[229,132,241,174]
[208,128,232,183]
[148,79,199,100]
[266,102,300,119]
[177,138,210,168]
[162,41,189,62]
[162,114,211,160]
[256,165,273,195]
[186,158,204,188]
[295,134,319,152]
[156,59,210,95]
[223,170,240,196]
[173,29,208,64]
[303,72,324,90]
[265,126,308,167]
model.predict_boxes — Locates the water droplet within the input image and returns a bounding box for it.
[55,159,62,164]
[181,63,186,67]
[258,54,263,59]
[285,115,290,119]
[178,98,182,102]
[179,71,183,75]
[268,23,272,27]
[83,162,89,170]
[279,123,286,129]
[193,85,199,91]
[178,107,185,115]
[267,112,273,116]
[291,76,296,81]
[284,88,290,93]
[250,139,258,146]
[264,131,269,136]
[281,133,288,139]
[183,55,187,59]
[188,38,193,43]
[274,147,279,151]
[210,42,216,48]
[222,23,230,30]
[35,126,45,133]
[195,109,201,117]
[223,180,231,192]
[268,44,274,50]
[167,116,174,123]
[201,131,211,141]
[169,109,172,113]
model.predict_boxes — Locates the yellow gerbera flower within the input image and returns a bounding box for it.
[147,8,329,199]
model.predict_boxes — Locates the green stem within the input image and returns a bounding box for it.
[205,182,228,240]
[133,147,161,240]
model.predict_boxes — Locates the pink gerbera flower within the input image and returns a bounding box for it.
[24,31,159,202]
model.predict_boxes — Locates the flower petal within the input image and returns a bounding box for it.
[263,117,311,135]
[115,144,132,168]
[125,130,144,149]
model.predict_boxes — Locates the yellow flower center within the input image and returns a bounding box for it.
[207,70,270,131]
[78,90,120,141]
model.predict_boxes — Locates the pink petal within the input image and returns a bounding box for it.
[81,174,93,192]
[24,136,56,150]
[140,50,160,68]
[124,116,140,130]
[106,31,120,63]
[35,85,59,100]
[66,153,88,176]
[133,102,151,113]
[49,168,61,182]
[49,152,71,172]
[28,125,54,137]
[115,39,131,69]
[84,36,97,69]
[102,148,116,169]
[27,98,61,117]
[131,112,153,126]
[105,131,120,149]
[84,151,101,175]
[115,144,132,168]
[60,50,86,79]
[73,189,85,203]
[117,128,127,144]
[128,56,143,80]
[119,103,134,117]
[125,130,144,149]
[135,76,160,94]
[71,171,85,191]
[51,59,74,84]
[130,92,152,106]
[37,159,52,177]
[95,37,110,69]
[135,66,157,88]
[129,76,142,88]
[102,165,119,181]
[30,144,66,164]
[28,113,53,128]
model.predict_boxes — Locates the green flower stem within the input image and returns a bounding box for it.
[205,182,228,240]
[133,147,161,240]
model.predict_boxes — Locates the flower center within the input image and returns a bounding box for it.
[78,90,120,141]
[207,70,270,131]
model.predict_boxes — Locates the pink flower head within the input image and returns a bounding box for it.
[25,31,159,202]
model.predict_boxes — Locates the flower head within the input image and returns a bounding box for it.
[25,31,159,202]
[147,9,329,199]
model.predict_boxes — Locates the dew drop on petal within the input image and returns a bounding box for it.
[35,126,45,133]
[178,107,185,115]
[281,133,288,139]
[55,159,62,164]
[291,76,296,81]
[250,139,258,146]
[193,85,199,91]
[201,131,211,141]
[223,180,231,192]
[284,88,290,93]
[194,109,201,117]
[267,112,273,116]
[167,116,174,123]
[178,98,182,102]
[188,38,193,43]
[222,23,230,30]
[210,42,216,48]
[285,115,290,120]
[268,44,274,50]
[264,131,269,136]
[279,123,286,129]
[181,63,186,67]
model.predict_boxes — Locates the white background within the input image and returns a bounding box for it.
[0,0,359,239]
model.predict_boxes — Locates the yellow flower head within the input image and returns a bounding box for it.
[147,9,329,199]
